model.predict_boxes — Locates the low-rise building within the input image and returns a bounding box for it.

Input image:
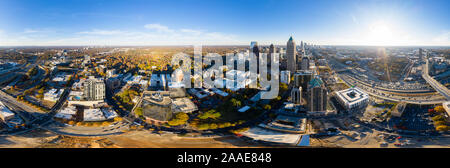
[55,105,77,120]
[44,89,64,102]
[335,87,369,112]
[443,102,450,121]
[0,101,15,122]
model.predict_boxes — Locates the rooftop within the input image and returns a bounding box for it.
[335,87,369,105]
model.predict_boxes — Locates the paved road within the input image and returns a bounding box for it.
[338,74,444,105]
[0,90,39,124]
[422,60,450,101]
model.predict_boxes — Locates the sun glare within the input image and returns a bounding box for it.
[365,21,395,45]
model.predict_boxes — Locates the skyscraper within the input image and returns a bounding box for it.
[287,36,297,74]
[293,70,313,92]
[291,86,302,104]
[268,44,275,66]
[301,56,310,70]
[251,41,260,73]
[307,77,327,112]
[419,48,423,61]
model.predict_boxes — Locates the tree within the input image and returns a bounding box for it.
[198,109,221,120]
[280,83,288,93]
[263,104,271,110]
[432,115,445,122]
[135,107,143,117]
[197,123,210,130]
[209,123,218,129]
[168,113,189,126]
[434,106,445,114]
[434,121,447,127]
[436,125,449,132]
[230,98,241,108]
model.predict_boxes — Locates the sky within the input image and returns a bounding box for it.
[0,0,449,46]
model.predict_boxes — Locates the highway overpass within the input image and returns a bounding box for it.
[423,60,450,101]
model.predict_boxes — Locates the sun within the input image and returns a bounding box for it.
[365,21,395,45]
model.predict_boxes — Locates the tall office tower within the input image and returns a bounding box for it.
[268,44,275,66]
[83,76,105,101]
[419,48,423,60]
[287,36,297,74]
[307,77,328,112]
[301,56,310,70]
[291,86,302,104]
[250,41,258,49]
[251,42,260,73]
[293,70,313,92]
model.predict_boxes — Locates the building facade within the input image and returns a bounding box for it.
[294,70,313,92]
[286,36,297,74]
[307,77,328,112]
[280,70,291,84]
[291,86,302,104]
[301,56,310,70]
[335,87,369,113]
[83,76,105,101]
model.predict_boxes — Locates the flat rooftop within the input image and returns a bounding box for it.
[265,115,307,133]
[336,87,369,105]
[241,126,302,145]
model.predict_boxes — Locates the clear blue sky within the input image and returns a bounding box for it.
[0,0,449,46]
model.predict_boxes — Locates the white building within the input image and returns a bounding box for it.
[0,101,15,121]
[106,69,116,78]
[83,76,105,101]
[55,106,77,120]
[83,108,106,121]
[280,70,291,84]
[443,102,450,120]
[335,87,369,112]
[44,89,64,102]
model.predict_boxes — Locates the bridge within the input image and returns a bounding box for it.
[422,60,450,101]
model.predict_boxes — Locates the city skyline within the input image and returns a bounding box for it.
[0,0,449,46]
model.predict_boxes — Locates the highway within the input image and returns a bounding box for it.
[338,73,445,105]
[0,91,37,125]
[422,60,450,101]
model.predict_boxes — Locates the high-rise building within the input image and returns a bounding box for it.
[287,36,297,74]
[293,70,313,92]
[419,48,423,61]
[250,41,260,73]
[268,44,275,66]
[250,41,260,57]
[83,76,105,101]
[291,86,302,104]
[301,56,310,70]
[250,41,258,49]
[307,77,327,112]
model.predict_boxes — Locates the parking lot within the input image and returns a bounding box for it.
[389,105,435,132]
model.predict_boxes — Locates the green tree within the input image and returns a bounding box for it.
[198,109,221,120]
[432,115,445,122]
[263,104,272,110]
[38,88,45,94]
[230,98,241,108]
[135,107,143,117]
[168,113,189,126]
